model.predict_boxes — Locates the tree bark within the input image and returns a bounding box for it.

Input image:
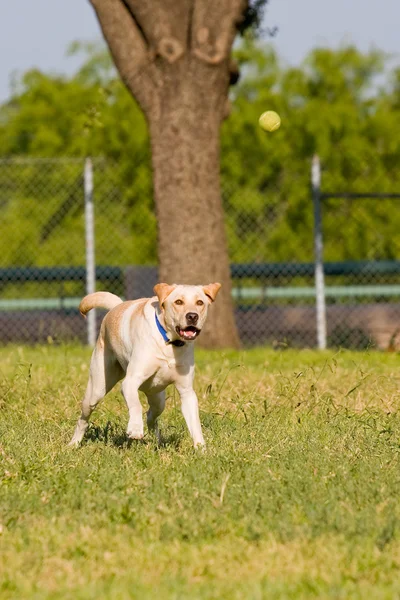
[150,59,239,348]
[89,0,246,348]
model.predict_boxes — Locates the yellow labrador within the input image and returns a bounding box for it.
[69,282,221,448]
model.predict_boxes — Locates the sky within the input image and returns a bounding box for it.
[0,0,399,102]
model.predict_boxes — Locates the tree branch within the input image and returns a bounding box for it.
[191,0,247,65]
[123,0,190,63]
[89,0,160,114]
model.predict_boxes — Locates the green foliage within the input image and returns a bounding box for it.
[223,40,400,262]
[1,345,400,598]
[1,41,400,267]
[239,0,270,35]
[0,49,154,268]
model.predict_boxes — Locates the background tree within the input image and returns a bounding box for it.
[2,42,400,298]
[84,0,269,349]
[223,42,400,262]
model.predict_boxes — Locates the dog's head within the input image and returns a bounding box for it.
[154,283,221,342]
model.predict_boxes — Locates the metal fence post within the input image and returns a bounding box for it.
[84,158,96,347]
[312,154,327,349]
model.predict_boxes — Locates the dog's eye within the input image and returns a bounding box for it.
[196,300,204,306]
[174,299,183,305]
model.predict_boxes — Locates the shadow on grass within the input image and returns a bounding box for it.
[158,429,184,450]
[83,421,184,450]
[84,421,140,448]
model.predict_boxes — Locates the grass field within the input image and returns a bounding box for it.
[1,344,400,599]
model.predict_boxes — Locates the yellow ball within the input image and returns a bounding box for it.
[258,110,281,132]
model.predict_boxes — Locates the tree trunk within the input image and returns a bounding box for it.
[89,0,246,348]
[149,61,239,348]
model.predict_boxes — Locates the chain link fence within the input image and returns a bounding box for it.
[0,156,399,349]
[0,157,154,344]
[312,156,400,351]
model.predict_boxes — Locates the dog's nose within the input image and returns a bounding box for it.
[186,312,199,325]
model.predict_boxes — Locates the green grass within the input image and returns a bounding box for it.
[1,344,400,599]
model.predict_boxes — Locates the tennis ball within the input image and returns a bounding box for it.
[258,110,281,132]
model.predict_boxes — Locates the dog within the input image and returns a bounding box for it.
[69,282,221,448]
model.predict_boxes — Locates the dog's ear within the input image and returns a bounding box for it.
[203,282,221,302]
[154,283,176,307]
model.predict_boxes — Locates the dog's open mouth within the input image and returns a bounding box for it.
[176,326,201,340]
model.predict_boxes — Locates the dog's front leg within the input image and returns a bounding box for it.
[122,375,144,440]
[176,383,205,448]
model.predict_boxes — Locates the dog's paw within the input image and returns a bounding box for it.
[68,437,83,449]
[68,432,84,447]
[194,441,206,452]
[126,422,144,440]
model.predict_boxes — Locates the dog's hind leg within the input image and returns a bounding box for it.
[69,345,123,446]
[146,391,166,442]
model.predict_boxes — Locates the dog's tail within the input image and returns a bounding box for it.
[79,292,123,317]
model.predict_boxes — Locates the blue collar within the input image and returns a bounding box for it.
[155,312,185,347]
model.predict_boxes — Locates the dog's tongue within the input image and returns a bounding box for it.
[181,328,196,339]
